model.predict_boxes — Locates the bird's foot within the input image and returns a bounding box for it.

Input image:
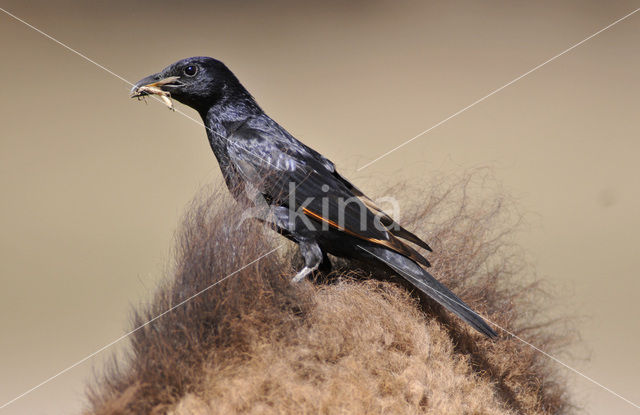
[291,264,319,283]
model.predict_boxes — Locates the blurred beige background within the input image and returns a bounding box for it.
[1,1,639,413]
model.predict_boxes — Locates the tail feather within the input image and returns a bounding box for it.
[360,245,497,338]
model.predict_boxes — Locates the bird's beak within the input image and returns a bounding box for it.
[130,74,183,98]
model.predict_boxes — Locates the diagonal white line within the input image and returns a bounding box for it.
[356,7,640,171]
[0,244,284,410]
[0,10,312,409]
[357,245,640,410]
[0,6,282,173]
[3,3,639,412]
[0,7,130,85]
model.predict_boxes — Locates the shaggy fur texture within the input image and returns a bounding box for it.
[85,173,574,414]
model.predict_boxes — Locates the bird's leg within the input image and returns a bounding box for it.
[291,264,319,283]
[291,240,323,283]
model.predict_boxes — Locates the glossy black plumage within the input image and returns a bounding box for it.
[131,56,497,338]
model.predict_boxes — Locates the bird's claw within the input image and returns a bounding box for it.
[291,264,319,283]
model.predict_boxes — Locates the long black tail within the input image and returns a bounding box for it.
[359,245,497,338]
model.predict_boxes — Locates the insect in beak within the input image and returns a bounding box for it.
[130,76,183,110]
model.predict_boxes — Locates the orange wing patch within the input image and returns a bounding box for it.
[302,207,430,267]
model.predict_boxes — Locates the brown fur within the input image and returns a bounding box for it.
[84,172,574,414]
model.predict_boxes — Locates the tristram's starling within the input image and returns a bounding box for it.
[131,57,497,337]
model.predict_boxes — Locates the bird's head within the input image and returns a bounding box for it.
[131,56,243,114]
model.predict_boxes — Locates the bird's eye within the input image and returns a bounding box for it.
[183,65,198,76]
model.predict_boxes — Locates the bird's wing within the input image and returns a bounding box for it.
[226,119,431,266]
[330,171,432,252]
[283,140,432,252]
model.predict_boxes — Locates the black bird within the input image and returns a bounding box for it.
[131,57,497,338]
